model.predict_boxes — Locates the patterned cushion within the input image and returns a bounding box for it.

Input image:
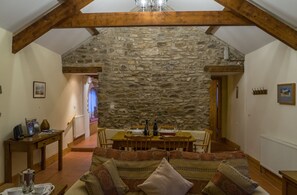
[202,162,258,195]
[81,158,129,195]
[138,158,193,195]
[169,151,249,194]
[90,147,168,191]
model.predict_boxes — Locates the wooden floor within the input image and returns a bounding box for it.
[34,134,281,194]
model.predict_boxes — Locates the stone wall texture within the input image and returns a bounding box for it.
[62,27,244,130]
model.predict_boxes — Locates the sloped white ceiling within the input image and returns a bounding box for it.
[214,27,275,54]
[35,29,92,55]
[0,0,296,55]
[250,0,297,28]
[0,0,59,33]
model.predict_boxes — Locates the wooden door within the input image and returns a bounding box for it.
[209,77,222,140]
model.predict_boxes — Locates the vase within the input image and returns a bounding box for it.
[40,119,50,131]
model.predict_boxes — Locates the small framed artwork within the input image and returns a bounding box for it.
[277,83,296,105]
[33,81,46,98]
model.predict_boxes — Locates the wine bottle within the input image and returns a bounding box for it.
[143,119,149,136]
[153,119,158,136]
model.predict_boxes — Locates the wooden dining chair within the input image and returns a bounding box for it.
[163,135,191,151]
[97,128,113,148]
[124,134,153,151]
[130,125,145,129]
[193,129,213,153]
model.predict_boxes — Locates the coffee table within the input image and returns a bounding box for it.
[0,183,67,195]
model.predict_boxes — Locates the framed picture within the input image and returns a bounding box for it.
[277,83,296,105]
[33,81,46,98]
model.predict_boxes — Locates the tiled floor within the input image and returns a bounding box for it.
[35,133,281,194]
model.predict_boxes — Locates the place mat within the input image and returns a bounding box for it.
[129,129,143,135]
[159,129,177,136]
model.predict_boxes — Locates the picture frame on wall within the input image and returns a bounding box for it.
[33,81,46,98]
[277,83,296,105]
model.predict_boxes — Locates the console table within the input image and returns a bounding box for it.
[4,130,64,182]
[279,171,297,195]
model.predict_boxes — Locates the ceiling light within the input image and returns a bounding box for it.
[135,0,168,11]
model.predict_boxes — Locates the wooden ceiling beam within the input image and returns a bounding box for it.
[205,8,228,35]
[86,28,99,35]
[204,65,244,75]
[215,0,297,50]
[12,0,93,54]
[56,11,253,28]
[78,10,99,36]
[205,26,220,35]
[62,66,102,74]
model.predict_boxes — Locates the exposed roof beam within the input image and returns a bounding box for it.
[12,0,93,54]
[205,26,220,35]
[79,10,99,36]
[204,65,244,75]
[62,66,102,74]
[56,11,253,28]
[205,8,228,35]
[86,28,99,35]
[215,0,297,50]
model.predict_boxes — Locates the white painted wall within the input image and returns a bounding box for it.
[227,40,297,160]
[83,76,91,138]
[0,27,84,182]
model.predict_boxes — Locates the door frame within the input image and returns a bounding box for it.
[209,76,222,141]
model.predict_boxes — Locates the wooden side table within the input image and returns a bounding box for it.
[0,183,67,195]
[4,130,64,182]
[279,171,297,195]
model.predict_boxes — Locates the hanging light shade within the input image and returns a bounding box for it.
[135,0,168,11]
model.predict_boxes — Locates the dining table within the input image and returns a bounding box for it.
[111,130,196,152]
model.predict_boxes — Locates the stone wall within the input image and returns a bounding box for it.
[62,27,244,130]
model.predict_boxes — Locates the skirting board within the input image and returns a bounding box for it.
[246,154,282,190]
[221,137,241,150]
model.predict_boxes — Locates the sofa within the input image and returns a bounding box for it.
[65,147,269,195]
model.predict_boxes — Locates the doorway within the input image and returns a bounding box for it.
[88,87,98,135]
[209,77,222,141]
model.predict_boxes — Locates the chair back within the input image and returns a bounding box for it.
[194,129,213,153]
[163,135,191,151]
[203,129,213,152]
[130,125,145,130]
[97,128,110,148]
[124,134,153,151]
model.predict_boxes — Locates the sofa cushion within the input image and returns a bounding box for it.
[169,151,249,194]
[202,162,258,195]
[90,147,168,191]
[138,158,193,195]
[81,158,129,195]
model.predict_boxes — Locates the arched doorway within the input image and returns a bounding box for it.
[88,78,99,136]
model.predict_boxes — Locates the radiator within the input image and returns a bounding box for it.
[260,135,297,176]
[73,115,85,138]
